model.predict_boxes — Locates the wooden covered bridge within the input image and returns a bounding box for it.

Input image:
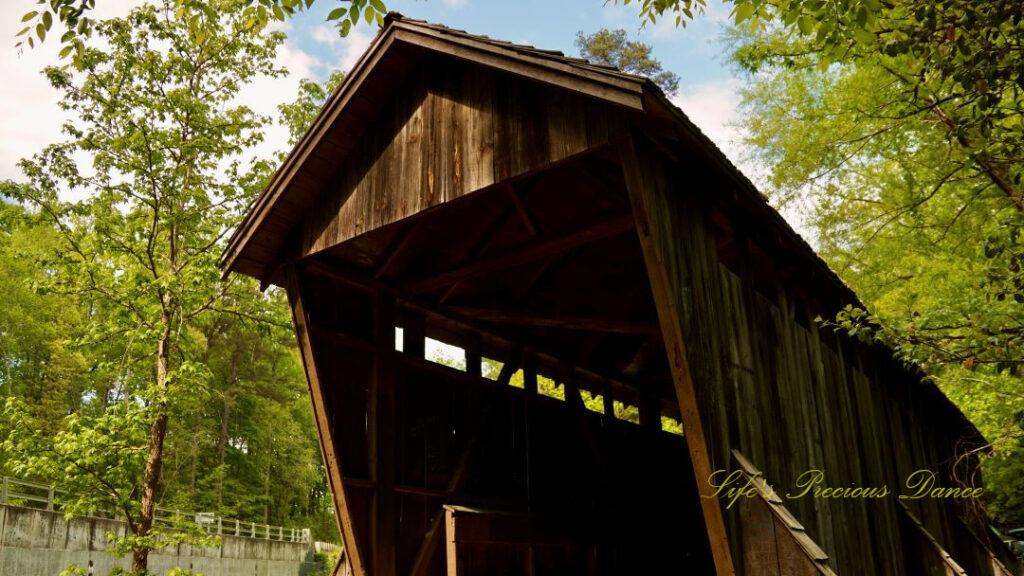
[221,14,1014,576]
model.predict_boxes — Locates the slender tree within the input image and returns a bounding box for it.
[7,1,283,572]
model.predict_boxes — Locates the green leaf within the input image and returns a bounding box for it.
[22,11,39,22]
[36,23,46,42]
[370,0,386,13]
[340,18,352,36]
[797,15,813,34]
[327,7,347,20]
[855,6,867,28]
[365,7,374,24]
[853,26,875,44]
[59,45,73,59]
[42,10,52,29]
[734,3,755,24]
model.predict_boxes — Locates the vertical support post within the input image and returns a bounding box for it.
[218,517,223,536]
[618,132,736,575]
[47,486,54,511]
[236,519,240,536]
[602,381,615,419]
[444,508,459,576]
[464,333,481,378]
[1,477,7,504]
[522,351,537,395]
[287,266,368,576]
[638,395,660,431]
[369,291,397,576]
[403,309,426,359]
[266,524,270,540]
[562,365,583,409]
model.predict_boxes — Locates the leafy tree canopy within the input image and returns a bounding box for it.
[574,28,680,95]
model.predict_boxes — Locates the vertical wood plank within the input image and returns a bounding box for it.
[286,267,367,576]
[445,508,459,576]
[371,292,397,576]
[523,351,538,395]
[617,132,736,575]
[638,394,659,431]
[403,309,426,359]
[739,493,780,575]
[602,380,615,419]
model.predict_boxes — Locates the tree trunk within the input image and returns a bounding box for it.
[189,409,201,492]
[264,458,271,523]
[131,317,172,576]
[216,356,237,508]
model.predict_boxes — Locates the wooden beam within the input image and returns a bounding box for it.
[439,204,518,304]
[443,505,590,545]
[464,331,482,378]
[562,363,584,409]
[408,439,480,576]
[523,351,538,395]
[303,260,681,420]
[285,268,367,576]
[449,306,660,335]
[402,308,426,358]
[617,132,736,575]
[369,292,397,576]
[638,394,660,431]
[373,220,420,279]
[402,215,635,294]
[505,181,538,237]
[602,380,615,418]
[734,450,836,575]
[496,347,522,386]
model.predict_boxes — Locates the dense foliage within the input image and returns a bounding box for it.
[726,18,1024,525]
[1,2,339,574]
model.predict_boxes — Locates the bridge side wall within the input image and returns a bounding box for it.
[0,504,316,576]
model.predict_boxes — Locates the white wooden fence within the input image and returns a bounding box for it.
[0,476,310,544]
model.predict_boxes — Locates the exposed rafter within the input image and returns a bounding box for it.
[402,215,635,294]
[449,306,660,336]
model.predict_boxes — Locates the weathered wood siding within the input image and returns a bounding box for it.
[301,55,628,258]
[623,132,982,575]
[288,266,716,576]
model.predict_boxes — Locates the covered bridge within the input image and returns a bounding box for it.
[221,14,1014,576]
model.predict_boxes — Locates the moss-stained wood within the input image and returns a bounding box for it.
[300,57,628,259]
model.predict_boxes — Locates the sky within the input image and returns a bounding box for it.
[0,0,752,190]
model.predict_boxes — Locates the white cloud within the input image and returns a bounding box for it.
[671,79,813,240]
[238,41,320,164]
[671,79,745,166]
[0,1,321,194]
[0,1,145,185]
[442,0,469,7]
[311,25,340,47]
[310,22,374,76]
[338,28,373,73]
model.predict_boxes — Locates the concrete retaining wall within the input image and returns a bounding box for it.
[0,504,317,576]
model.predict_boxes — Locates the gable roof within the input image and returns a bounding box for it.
[222,14,849,304]
[221,10,985,469]
[222,13,646,280]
